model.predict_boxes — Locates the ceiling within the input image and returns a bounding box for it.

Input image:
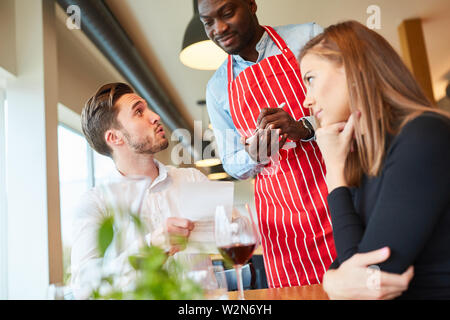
[105,0,450,126]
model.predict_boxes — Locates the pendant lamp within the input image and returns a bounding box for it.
[180,0,227,70]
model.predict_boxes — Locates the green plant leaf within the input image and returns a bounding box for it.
[130,213,143,231]
[92,212,206,300]
[98,216,114,257]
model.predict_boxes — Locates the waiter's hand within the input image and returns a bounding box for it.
[257,108,311,141]
[151,217,195,256]
[241,128,288,164]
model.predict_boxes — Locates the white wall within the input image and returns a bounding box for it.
[0,89,7,299]
[6,0,61,299]
[0,0,16,77]
[55,5,125,116]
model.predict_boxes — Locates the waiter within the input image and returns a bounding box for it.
[199,0,336,288]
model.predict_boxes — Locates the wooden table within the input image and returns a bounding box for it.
[228,284,329,300]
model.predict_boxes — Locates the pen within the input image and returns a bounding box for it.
[246,102,287,144]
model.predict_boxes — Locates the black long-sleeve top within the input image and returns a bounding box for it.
[327,112,450,299]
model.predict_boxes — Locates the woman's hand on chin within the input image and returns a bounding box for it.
[315,113,357,191]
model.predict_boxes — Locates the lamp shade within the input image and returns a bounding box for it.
[180,1,227,70]
[195,158,222,168]
[207,164,231,181]
[207,172,230,180]
[194,140,221,168]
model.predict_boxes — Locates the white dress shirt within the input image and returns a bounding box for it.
[70,159,210,299]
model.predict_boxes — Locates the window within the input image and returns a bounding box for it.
[93,147,116,185]
[0,90,7,299]
[57,123,115,284]
[57,125,90,283]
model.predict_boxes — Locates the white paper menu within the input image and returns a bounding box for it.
[177,181,234,253]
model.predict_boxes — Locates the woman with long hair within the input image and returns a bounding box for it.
[299,20,450,299]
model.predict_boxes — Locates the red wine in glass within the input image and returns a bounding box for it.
[215,204,260,300]
[218,243,256,265]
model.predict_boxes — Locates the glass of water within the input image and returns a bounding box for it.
[208,265,229,300]
[47,283,69,300]
[186,264,229,300]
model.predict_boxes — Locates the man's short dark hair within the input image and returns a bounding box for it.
[81,83,134,157]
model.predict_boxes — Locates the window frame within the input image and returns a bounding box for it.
[57,122,93,283]
[57,103,117,285]
[0,88,7,299]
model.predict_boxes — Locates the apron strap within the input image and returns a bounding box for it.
[262,25,289,51]
[227,26,293,86]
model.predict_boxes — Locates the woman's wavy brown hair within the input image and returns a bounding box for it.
[299,20,449,186]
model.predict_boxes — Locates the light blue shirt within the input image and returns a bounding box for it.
[206,23,324,180]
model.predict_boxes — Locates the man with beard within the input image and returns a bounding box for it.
[70,83,209,299]
[198,0,336,288]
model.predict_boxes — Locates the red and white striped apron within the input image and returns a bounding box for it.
[227,26,336,288]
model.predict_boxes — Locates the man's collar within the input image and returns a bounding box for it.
[112,158,169,189]
[255,30,269,55]
[150,159,168,188]
[232,29,268,64]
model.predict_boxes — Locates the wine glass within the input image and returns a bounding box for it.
[47,283,69,300]
[215,204,260,300]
